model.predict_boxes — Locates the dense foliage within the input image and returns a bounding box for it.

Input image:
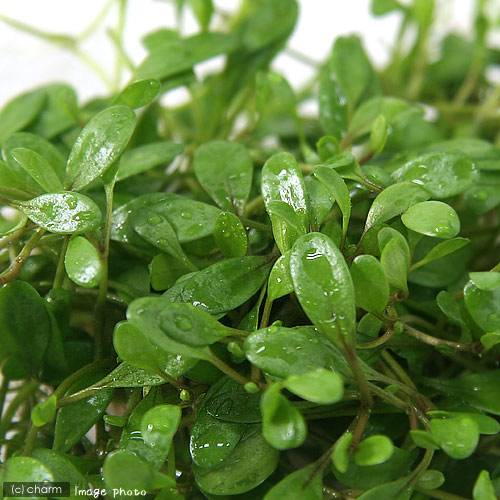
[0,0,499,498]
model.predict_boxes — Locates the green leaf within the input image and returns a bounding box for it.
[411,237,469,269]
[136,32,237,81]
[427,411,500,435]
[91,362,166,388]
[18,192,102,234]
[120,389,171,468]
[370,114,389,154]
[331,431,353,474]
[425,371,500,416]
[416,470,445,490]
[314,165,351,239]
[357,478,413,500]
[379,228,410,294]
[188,0,214,31]
[163,255,272,315]
[239,0,298,50]
[32,448,88,495]
[127,296,212,360]
[156,302,234,346]
[328,35,379,110]
[469,272,500,291]
[10,147,63,192]
[0,89,45,144]
[31,84,78,139]
[2,131,66,182]
[149,253,191,292]
[104,450,173,493]
[190,377,256,468]
[473,470,497,500]
[409,430,440,450]
[261,384,307,450]
[2,457,53,498]
[65,105,136,190]
[284,368,343,404]
[262,152,309,253]
[214,211,248,258]
[401,201,460,239]
[114,320,196,377]
[290,232,357,345]
[111,194,221,247]
[117,142,183,181]
[132,207,193,269]
[430,415,479,459]
[193,430,279,495]
[264,464,323,500]
[31,394,57,427]
[348,96,414,137]
[141,404,181,455]
[244,325,351,379]
[64,236,102,288]
[354,435,394,466]
[53,372,114,452]
[267,252,293,301]
[464,281,500,332]
[351,255,389,314]
[115,79,161,109]
[193,140,253,213]
[480,331,500,351]
[392,152,477,198]
[0,281,51,378]
[304,175,333,227]
[364,181,430,232]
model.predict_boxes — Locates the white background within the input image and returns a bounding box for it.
[0,0,476,107]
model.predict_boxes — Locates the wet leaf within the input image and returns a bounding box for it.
[65,105,136,190]
[262,152,309,253]
[264,464,323,500]
[193,140,253,213]
[64,236,102,288]
[116,79,161,109]
[214,211,248,258]
[351,255,389,314]
[364,181,430,232]
[284,368,344,404]
[290,232,356,345]
[401,201,460,239]
[18,192,102,234]
[261,383,307,450]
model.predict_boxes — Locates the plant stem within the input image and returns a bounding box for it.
[53,236,69,289]
[55,359,113,401]
[0,221,29,249]
[94,182,114,360]
[208,352,251,386]
[0,228,45,285]
[0,380,38,443]
[381,351,417,390]
[343,344,373,408]
[260,296,273,329]
[0,377,10,419]
[240,217,272,234]
[23,425,39,456]
[414,488,468,500]
[404,324,480,353]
